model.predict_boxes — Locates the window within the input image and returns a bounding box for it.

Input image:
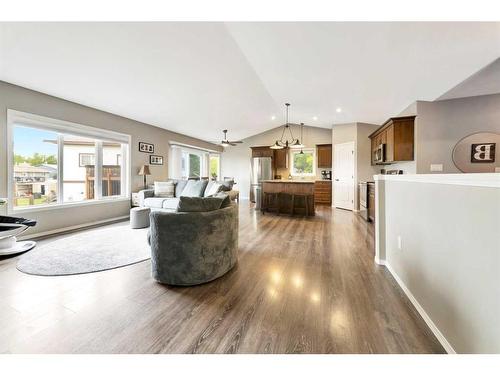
[209,154,220,180]
[63,136,96,202]
[102,142,124,197]
[170,144,215,180]
[12,126,59,208]
[181,151,203,179]
[290,149,315,176]
[8,110,130,211]
[79,153,95,167]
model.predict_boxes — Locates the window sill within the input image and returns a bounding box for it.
[9,196,130,214]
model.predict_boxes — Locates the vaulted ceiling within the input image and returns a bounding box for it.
[1,22,499,143]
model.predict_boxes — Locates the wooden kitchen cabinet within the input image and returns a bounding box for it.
[367,182,375,222]
[274,148,288,169]
[251,146,274,158]
[369,116,415,165]
[317,144,332,168]
[314,180,332,205]
[385,124,394,163]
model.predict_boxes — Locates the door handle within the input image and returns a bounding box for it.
[335,179,339,181]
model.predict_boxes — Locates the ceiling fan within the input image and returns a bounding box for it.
[220,129,243,147]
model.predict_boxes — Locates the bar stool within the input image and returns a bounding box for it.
[280,192,293,215]
[290,193,311,216]
[262,192,280,214]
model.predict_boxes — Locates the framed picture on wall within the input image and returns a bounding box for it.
[139,142,154,153]
[150,155,164,165]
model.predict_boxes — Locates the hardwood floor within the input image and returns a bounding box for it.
[0,203,445,354]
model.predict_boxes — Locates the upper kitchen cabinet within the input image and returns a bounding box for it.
[317,144,332,168]
[369,116,415,165]
[251,146,274,158]
[274,148,288,169]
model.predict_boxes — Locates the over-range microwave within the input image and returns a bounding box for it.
[373,143,385,164]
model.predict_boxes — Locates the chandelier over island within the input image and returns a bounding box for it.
[270,103,305,150]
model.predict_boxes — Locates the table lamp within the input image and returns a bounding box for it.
[138,165,151,189]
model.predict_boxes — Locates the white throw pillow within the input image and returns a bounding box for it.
[205,182,222,197]
[154,181,175,198]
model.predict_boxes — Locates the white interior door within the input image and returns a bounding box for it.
[333,141,355,210]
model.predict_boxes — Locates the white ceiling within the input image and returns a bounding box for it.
[437,57,500,100]
[1,22,499,143]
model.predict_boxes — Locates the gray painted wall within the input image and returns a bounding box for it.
[220,124,332,199]
[415,94,500,173]
[0,81,221,235]
[381,179,500,353]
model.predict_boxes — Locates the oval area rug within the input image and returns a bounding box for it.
[17,223,150,276]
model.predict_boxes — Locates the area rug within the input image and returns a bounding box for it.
[16,223,150,276]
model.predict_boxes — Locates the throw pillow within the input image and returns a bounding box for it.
[154,181,175,198]
[204,182,223,197]
[218,180,234,191]
[213,192,231,208]
[177,196,224,212]
[204,181,214,197]
[180,179,209,197]
[173,179,188,197]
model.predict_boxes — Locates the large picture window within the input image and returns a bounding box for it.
[290,149,315,176]
[9,110,130,211]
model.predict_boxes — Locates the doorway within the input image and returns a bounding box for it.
[333,141,355,210]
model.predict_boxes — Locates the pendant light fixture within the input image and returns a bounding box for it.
[270,103,304,149]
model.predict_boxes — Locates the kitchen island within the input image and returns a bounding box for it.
[261,180,315,216]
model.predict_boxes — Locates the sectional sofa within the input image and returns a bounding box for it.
[138,179,238,212]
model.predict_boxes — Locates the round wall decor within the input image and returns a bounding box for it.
[452,132,500,173]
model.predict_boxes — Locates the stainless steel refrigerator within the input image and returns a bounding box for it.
[250,157,272,203]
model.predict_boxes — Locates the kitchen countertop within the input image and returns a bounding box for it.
[262,180,315,184]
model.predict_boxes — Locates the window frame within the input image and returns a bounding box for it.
[290,148,316,177]
[78,152,96,167]
[7,110,131,213]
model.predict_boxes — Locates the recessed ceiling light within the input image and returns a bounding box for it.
[271,115,276,120]
[336,107,342,113]
[312,116,318,121]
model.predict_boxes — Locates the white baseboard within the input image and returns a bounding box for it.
[19,215,130,240]
[374,256,386,265]
[384,261,456,354]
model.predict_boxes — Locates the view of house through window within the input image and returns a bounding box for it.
[62,135,96,202]
[11,117,128,209]
[102,142,123,197]
[291,149,314,176]
[12,126,59,208]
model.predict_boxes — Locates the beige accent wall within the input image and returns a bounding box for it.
[220,124,332,199]
[0,81,221,236]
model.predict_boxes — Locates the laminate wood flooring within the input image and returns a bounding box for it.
[0,203,445,354]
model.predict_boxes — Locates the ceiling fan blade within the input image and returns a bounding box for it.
[229,141,243,143]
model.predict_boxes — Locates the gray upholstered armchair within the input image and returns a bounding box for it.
[148,203,238,286]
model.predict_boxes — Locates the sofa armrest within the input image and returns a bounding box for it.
[138,189,155,206]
